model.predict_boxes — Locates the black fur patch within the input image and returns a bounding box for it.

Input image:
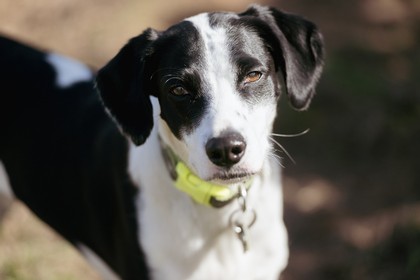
[150,21,209,138]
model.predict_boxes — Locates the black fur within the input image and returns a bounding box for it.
[96,29,159,146]
[239,5,325,110]
[0,36,149,279]
[97,22,211,141]
[150,21,209,138]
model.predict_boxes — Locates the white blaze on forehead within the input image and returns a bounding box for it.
[186,13,233,75]
[186,13,242,135]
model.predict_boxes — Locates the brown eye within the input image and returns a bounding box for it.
[244,71,262,84]
[170,86,189,97]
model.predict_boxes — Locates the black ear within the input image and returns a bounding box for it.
[96,28,159,145]
[240,5,325,110]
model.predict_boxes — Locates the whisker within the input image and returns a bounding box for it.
[269,137,296,165]
[149,67,182,81]
[271,128,310,138]
[268,151,284,168]
[163,76,182,85]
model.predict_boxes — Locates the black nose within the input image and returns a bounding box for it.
[205,132,246,168]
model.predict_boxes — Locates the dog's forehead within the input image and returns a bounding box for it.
[185,12,238,37]
[183,12,268,67]
[185,13,234,76]
[156,12,267,71]
[184,12,244,53]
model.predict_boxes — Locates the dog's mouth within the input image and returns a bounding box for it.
[206,170,256,185]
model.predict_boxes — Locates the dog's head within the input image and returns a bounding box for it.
[97,5,324,183]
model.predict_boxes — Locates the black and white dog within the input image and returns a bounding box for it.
[0,5,324,280]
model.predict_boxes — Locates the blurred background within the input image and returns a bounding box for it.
[0,0,419,279]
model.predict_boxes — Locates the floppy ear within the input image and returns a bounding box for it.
[96,28,159,145]
[240,5,325,110]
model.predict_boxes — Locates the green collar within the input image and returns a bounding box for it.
[160,139,253,208]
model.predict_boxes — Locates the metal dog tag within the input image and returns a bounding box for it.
[234,225,249,252]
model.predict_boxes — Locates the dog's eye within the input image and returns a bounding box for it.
[244,71,262,84]
[170,86,189,97]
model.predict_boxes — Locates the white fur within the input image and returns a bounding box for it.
[78,244,120,280]
[46,53,92,88]
[0,161,14,198]
[128,13,289,277]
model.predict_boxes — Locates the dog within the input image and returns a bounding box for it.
[0,4,324,280]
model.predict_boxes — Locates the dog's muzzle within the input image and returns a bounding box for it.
[159,137,252,208]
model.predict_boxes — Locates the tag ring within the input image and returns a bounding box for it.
[229,208,257,229]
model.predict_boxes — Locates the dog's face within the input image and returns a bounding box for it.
[97,5,324,183]
[154,13,283,182]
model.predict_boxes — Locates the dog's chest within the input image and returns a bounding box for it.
[138,191,287,280]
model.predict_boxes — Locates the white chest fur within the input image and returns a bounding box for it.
[128,129,288,280]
